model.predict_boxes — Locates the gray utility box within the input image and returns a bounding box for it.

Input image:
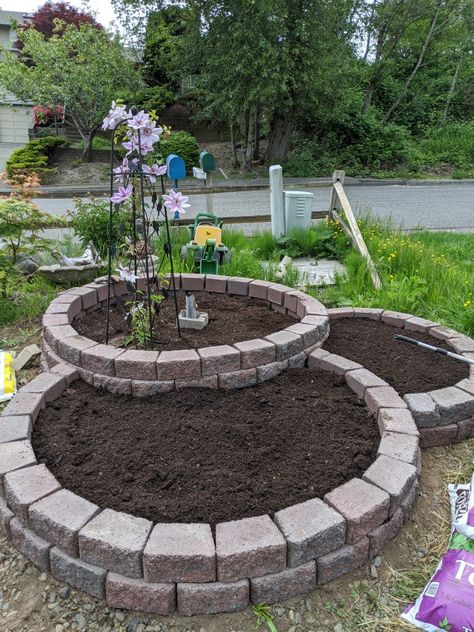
[283,191,314,232]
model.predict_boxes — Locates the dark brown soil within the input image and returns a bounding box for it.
[32,369,378,526]
[323,318,469,395]
[73,292,297,351]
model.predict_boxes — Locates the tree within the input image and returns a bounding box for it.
[0,21,142,161]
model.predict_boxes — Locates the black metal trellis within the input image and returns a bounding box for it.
[105,108,181,349]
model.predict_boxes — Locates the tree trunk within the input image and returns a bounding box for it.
[253,110,260,162]
[265,111,294,164]
[440,52,463,126]
[82,130,96,162]
[241,108,256,172]
[229,122,239,168]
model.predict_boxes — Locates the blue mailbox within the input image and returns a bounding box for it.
[199,151,216,173]
[166,154,186,181]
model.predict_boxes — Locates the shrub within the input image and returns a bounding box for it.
[6,136,69,177]
[159,130,199,172]
[133,85,175,113]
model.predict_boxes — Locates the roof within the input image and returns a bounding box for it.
[0,9,29,26]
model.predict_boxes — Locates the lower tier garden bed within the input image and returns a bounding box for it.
[32,368,379,526]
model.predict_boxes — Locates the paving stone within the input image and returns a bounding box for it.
[449,336,474,354]
[353,308,383,320]
[288,352,306,369]
[377,432,419,465]
[248,280,273,300]
[256,360,288,383]
[115,350,159,380]
[144,523,215,583]
[296,296,328,319]
[43,325,77,352]
[267,283,292,305]
[29,489,100,557]
[227,277,253,295]
[368,509,403,557]
[307,348,330,369]
[175,376,218,390]
[264,331,304,361]
[81,344,124,376]
[377,408,419,437]
[2,392,44,421]
[79,509,153,578]
[0,496,14,538]
[5,464,60,525]
[50,547,106,599]
[345,369,387,398]
[250,561,316,604]
[179,273,205,291]
[324,479,389,544]
[233,339,276,369]
[204,274,228,293]
[274,498,346,567]
[156,349,201,380]
[62,286,98,309]
[177,579,249,616]
[419,424,458,448]
[106,573,175,614]
[429,386,474,424]
[328,307,355,320]
[381,310,412,327]
[403,393,440,427]
[219,368,257,389]
[49,363,79,385]
[456,378,474,397]
[22,373,65,402]
[57,336,98,366]
[199,345,240,376]
[0,416,31,443]
[132,380,174,397]
[285,323,322,349]
[317,537,369,584]
[365,386,408,414]
[401,480,420,523]
[216,515,286,582]
[94,375,132,396]
[0,440,36,496]
[10,518,51,570]
[76,367,95,386]
[283,291,300,313]
[319,353,362,375]
[457,418,474,442]
[429,326,461,341]
[404,317,438,332]
[42,313,70,327]
[363,455,417,515]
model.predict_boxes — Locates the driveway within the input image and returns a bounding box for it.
[0,142,23,174]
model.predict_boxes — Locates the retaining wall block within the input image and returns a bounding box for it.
[62,286,98,310]
[363,455,417,515]
[450,336,474,354]
[319,354,362,376]
[76,367,95,386]
[267,283,293,306]
[0,416,32,444]
[132,380,174,397]
[316,537,369,584]
[219,368,257,390]
[115,350,159,381]
[401,479,420,523]
[377,432,419,465]
[0,497,14,538]
[79,508,153,578]
[43,325,77,352]
[84,282,109,302]
[0,440,37,496]
[403,393,440,427]
[94,375,132,396]
[2,392,45,421]
[297,296,328,319]
[288,352,306,369]
[156,349,201,380]
[285,323,322,349]
[456,378,474,397]
[29,489,100,558]
[307,348,330,369]
[42,313,70,327]
[216,515,286,582]
[377,408,419,437]
[50,547,106,599]
[250,561,316,605]
[51,293,83,315]
[364,387,408,414]
[22,373,65,403]
[198,345,240,376]
[404,317,438,332]
[233,339,276,369]
[10,518,51,571]
[144,523,215,583]
[283,291,300,313]
[227,277,253,295]
[381,310,412,327]
[352,308,383,320]
[49,363,79,385]
[429,386,474,424]
[345,369,388,398]
[274,498,346,567]
[256,360,288,383]
[457,418,474,442]
[81,344,124,377]
[205,275,228,294]
[328,307,354,320]
[368,508,404,557]
[264,331,304,361]
[324,478,389,544]
[4,464,60,525]
[420,424,459,448]
[177,579,249,616]
[175,376,218,390]
[429,326,461,341]
[248,280,273,300]
[106,573,176,614]
[57,335,98,366]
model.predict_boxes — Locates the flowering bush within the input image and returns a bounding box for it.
[32,105,65,127]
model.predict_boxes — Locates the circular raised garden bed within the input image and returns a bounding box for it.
[318,308,474,449]
[0,359,420,615]
[40,274,330,395]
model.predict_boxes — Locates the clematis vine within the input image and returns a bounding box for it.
[110,183,133,204]
[116,263,138,283]
[163,189,190,216]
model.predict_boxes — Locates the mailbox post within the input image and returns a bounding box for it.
[199,151,216,214]
[166,154,187,218]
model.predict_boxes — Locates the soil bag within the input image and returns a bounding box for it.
[455,472,474,541]
[401,480,474,631]
[0,351,16,403]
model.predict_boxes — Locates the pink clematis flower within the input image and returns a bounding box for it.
[127,110,150,131]
[102,101,129,131]
[116,264,137,283]
[110,183,133,204]
[142,163,167,183]
[162,189,190,216]
[112,157,129,182]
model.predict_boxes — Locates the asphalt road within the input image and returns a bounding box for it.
[35,182,474,238]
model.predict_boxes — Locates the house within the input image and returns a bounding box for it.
[0,9,33,144]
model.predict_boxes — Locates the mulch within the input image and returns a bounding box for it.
[32,369,379,527]
[73,291,297,351]
[323,317,469,395]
